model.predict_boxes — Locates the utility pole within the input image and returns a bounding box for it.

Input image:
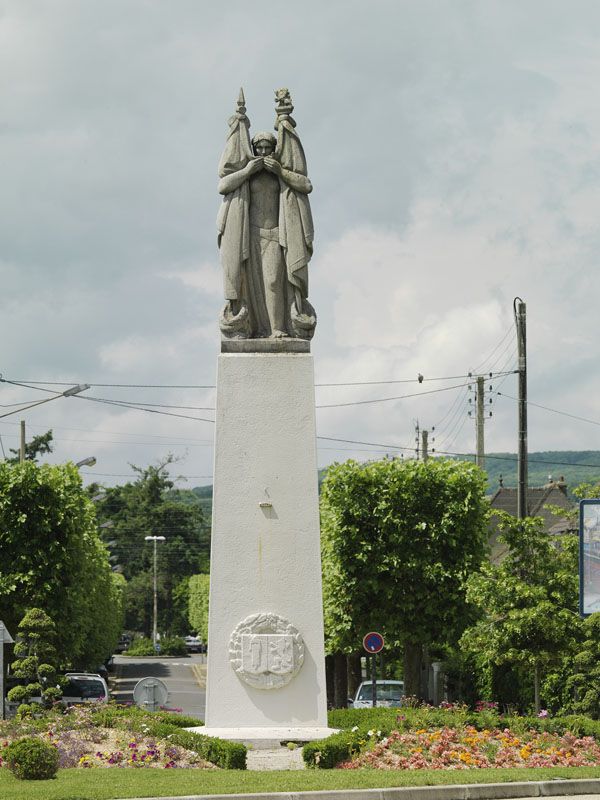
[415,421,420,460]
[475,376,485,469]
[144,535,166,650]
[515,298,528,518]
[422,429,429,462]
[19,420,25,463]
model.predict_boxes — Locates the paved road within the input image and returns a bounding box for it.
[110,654,206,720]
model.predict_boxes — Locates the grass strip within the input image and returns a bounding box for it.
[1,765,600,800]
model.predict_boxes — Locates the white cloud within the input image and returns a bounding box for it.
[4,0,600,484]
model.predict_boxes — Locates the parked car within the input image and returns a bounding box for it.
[62,673,109,704]
[349,679,405,708]
[184,635,203,653]
[115,634,131,654]
[4,672,109,717]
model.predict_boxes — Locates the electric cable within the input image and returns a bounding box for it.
[315,381,474,409]
[496,392,600,428]
[471,324,514,374]
[4,370,517,391]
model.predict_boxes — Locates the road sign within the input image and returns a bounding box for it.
[133,677,168,712]
[363,631,384,654]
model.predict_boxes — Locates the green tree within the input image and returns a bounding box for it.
[461,513,579,712]
[320,457,489,698]
[94,458,208,635]
[0,461,123,667]
[7,429,54,463]
[562,612,600,718]
[188,574,210,641]
[123,570,166,636]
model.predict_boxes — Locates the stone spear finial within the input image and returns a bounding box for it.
[237,87,246,115]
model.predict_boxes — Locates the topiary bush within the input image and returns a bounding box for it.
[3,736,59,780]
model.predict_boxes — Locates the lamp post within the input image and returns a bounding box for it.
[144,535,166,651]
[0,382,90,463]
[75,456,97,468]
[0,383,90,421]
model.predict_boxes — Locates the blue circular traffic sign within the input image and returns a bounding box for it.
[363,631,384,653]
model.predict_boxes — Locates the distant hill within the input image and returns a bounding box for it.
[454,451,600,495]
[189,452,600,515]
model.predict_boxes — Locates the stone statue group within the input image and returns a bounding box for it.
[217,88,316,341]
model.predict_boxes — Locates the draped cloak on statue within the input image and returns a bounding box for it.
[216,108,252,303]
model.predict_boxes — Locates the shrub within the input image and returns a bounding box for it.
[159,636,188,656]
[124,637,156,656]
[125,636,188,657]
[3,736,59,780]
[303,729,363,769]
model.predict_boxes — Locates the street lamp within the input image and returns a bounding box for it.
[144,535,166,651]
[0,382,91,463]
[75,456,97,468]
[0,383,90,420]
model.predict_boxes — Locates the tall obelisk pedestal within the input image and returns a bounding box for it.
[201,349,334,742]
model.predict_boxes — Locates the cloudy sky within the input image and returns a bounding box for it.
[2,0,600,489]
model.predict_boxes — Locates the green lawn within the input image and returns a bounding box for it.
[1,766,600,800]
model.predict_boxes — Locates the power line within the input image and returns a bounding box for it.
[4,371,516,391]
[315,381,474,409]
[76,397,216,411]
[497,392,600,428]
[74,395,216,424]
[471,324,514,374]
[81,471,213,479]
[315,434,600,470]
[0,418,213,443]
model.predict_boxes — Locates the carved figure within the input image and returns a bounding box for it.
[217,89,316,341]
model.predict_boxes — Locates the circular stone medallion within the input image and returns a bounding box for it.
[229,612,304,689]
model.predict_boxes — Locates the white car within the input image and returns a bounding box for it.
[350,679,404,708]
[63,673,109,704]
[184,635,203,653]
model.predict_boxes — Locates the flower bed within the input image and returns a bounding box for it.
[0,702,245,771]
[339,726,600,770]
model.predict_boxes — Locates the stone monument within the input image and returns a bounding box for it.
[201,89,333,742]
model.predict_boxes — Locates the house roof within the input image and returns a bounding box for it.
[489,481,572,526]
[488,480,575,564]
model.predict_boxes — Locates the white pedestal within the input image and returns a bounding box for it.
[204,353,330,733]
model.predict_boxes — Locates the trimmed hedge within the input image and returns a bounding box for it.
[328,707,600,740]
[166,729,246,770]
[90,704,201,731]
[303,729,363,769]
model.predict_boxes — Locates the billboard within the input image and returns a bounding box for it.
[579,500,600,616]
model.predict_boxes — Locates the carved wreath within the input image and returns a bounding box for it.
[229,612,305,690]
